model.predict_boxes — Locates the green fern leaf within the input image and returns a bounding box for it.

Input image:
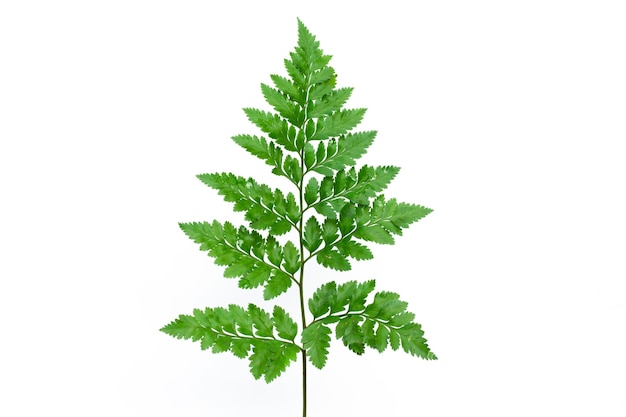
[393,323,438,360]
[353,224,395,245]
[353,196,432,245]
[308,87,353,119]
[160,304,301,382]
[336,315,365,354]
[336,239,373,260]
[303,216,323,252]
[179,221,294,294]
[304,177,319,205]
[229,304,253,336]
[308,281,337,319]
[374,323,390,352]
[263,270,293,300]
[303,143,316,170]
[231,135,291,180]
[284,58,307,90]
[338,203,356,235]
[249,303,274,337]
[243,108,295,151]
[302,280,436,360]
[260,83,302,126]
[160,313,205,341]
[320,218,339,244]
[265,235,283,267]
[316,248,351,271]
[343,165,400,205]
[309,108,367,141]
[196,173,296,235]
[282,240,301,274]
[302,321,331,369]
[231,338,252,358]
[364,291,408,320]
[308,79,336,102]
[164,19,436,405]
[249,340,300,383]
[308,280,375,321]
[238,263,272,289]
[270,74,305,105]
[311,131,377,174]
[272,305,298,341]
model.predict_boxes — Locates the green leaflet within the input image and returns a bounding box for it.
[306,280,437,359]
[197,173,297,235]
[231,134,302,185]
[307,87,353,119]
[163,19,436,412]
[301,321,331,369]
[353,195,433,244]
[306,165,401,211]
[179,221,298,300]
[316,248,351,271]
[264,270,292,300]
[249,340,300,382]
[160,304,301,382]
[309,280,375,319]
[309,131,377,176]
[305,195,432,271]
[303,216,323,252]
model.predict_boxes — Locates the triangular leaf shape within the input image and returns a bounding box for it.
[163,20,436,410]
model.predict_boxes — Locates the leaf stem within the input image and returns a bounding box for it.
[204,326,303,349]
[298,60,315,417]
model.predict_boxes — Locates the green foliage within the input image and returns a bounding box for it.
[179,221,296,300]
[160,304,300,382]
[162,18,437,416]
[197,173,297,235]
[306,280,437,361]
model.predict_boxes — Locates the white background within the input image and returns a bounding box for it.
[1,1,625,416]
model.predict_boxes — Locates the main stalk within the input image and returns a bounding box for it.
[298,163,308,417]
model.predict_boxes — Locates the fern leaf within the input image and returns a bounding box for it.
[263,270,293,300]
[281,240,301,274]
[270,74,305,105]
[303,216,323,252]
[302,280,437,360]
[308,281,337,319]
[336,315,365,354]
[231,134,294,181]
[160,313,205,342]
[342,165,400,205]
[316,248,351,271]
[242,108,295,151]
[179,221,295,296]
[308,280,375,321]
[160,304,301,383]
[308,80,336,102]
[336,239,373,260]
[249,340,300,382]
[304,177,319,205]
[353,195,433,245]
[307,87,353,119]
[310,131,377,175]
[272,305,298,341]
[248,303,274,337]
[302,321,331,369]
[309,108,367,141]
[165,18,437,399]
[353,224,395,245]
[197,173,297,235]
[260,83,302,126]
